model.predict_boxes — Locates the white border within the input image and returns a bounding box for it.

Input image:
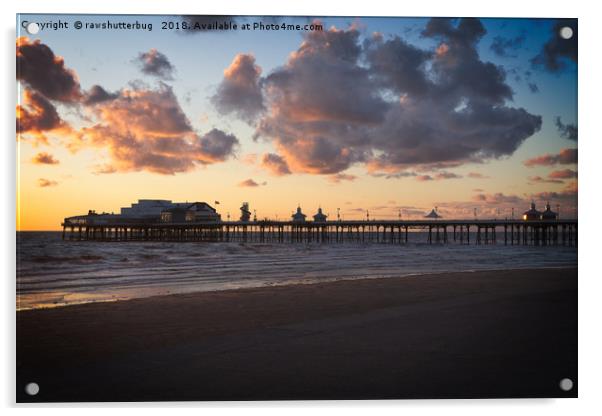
[3,0,600,414]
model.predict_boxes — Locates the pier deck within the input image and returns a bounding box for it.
[61,219,577,246]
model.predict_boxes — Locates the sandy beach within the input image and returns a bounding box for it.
[16,268,577,402]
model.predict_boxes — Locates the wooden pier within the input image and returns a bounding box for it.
[61,219,578,247]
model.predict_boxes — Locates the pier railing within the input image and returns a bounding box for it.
[61,219,578,246]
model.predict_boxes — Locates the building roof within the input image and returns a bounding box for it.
[313,207,327,221]
[292,206,306,220]
[523,202,542,216]
[541,202,557,219]
[424,209,441,219]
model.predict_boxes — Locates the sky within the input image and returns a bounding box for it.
[16,15,578,230]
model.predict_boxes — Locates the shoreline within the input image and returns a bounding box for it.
[17,267,577,401]
[16,265,577,312]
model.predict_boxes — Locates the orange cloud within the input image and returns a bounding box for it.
[77,84,239,174]
[524,148,577,167]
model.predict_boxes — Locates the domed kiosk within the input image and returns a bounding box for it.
[541,202,558,220]
[523,202,542,221]
[313,207,327,223]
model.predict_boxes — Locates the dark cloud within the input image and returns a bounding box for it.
[434,171,462,180]
[328,173,357,183]
[16,37,81,102]
[212,53,264,122]
[531,19,577,72]
[555,116,577,141]
[472,192,522,204]
[528,83,539,93]
[528,175,564,184]
[197,129,239,162]
[76,84,238,174]
[17,89,64,143]
[215,19,541,176]
[238,178,266,187]
[365,34,431,96]
[524,148,577,167]
[261,153,291,176]
[467,172,489,179]
[533,182,577,205]
[490,33,526,58]
[84,85,119,105]
[38,178,58,187]
[32,152,59,165]
[135,49,175,80]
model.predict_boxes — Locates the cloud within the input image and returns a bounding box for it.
[528,83,539,93]
[84,85,119,105]
[135,49,175,80]
[212,53,265,122]
[416,175,433,181]
[16,37,81,102]
[524,148,577,167]
[17,89,65,143]
[242,153,258,164]
[472,192,522,204]
[38,178,58,187]
[260,152,291,176]
[328,173,357,183]
[531,19,577,72]
[216,19,541,176]
[549,168,577,179]
[467,172,489,179]
[434,171,462,180]
[32,152,59,165]
[238,178,266,187]
[528,175,564,184]
[532,182,577,205]
[555,116,577,141]
[76,84,238,174]
[490,33,526,57]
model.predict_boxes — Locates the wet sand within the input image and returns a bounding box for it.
[16,268,577,402]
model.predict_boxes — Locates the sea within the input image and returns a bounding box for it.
[16,231,578,310]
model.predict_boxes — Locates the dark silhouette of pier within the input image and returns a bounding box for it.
[61,219,577,247]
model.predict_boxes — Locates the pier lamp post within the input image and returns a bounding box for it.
[512,207,514,220]
[474,207,477,219]
[557,204,560,220]
[227,212,230,221]
[337,208,340,222]
[253,210,257,222]
[366,210,370,221]
[398,210,401,220]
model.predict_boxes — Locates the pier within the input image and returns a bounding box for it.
[61,219,578,247]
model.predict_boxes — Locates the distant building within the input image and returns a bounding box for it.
[424,208,441,219]
[292,206,307,223]
[160,207,193,223]
[240,202,251,222]
[121,199,175,219]
[523,202,542,221]
[313,207,327,223]
[541,202,558,220]
[160,202,220,223]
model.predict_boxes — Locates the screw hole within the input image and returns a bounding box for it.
[559,26,573,40]
[25,382,39,396]
[26,22,40,35]
[559,378,573,391]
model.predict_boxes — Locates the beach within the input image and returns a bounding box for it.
[16,267,577,402]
